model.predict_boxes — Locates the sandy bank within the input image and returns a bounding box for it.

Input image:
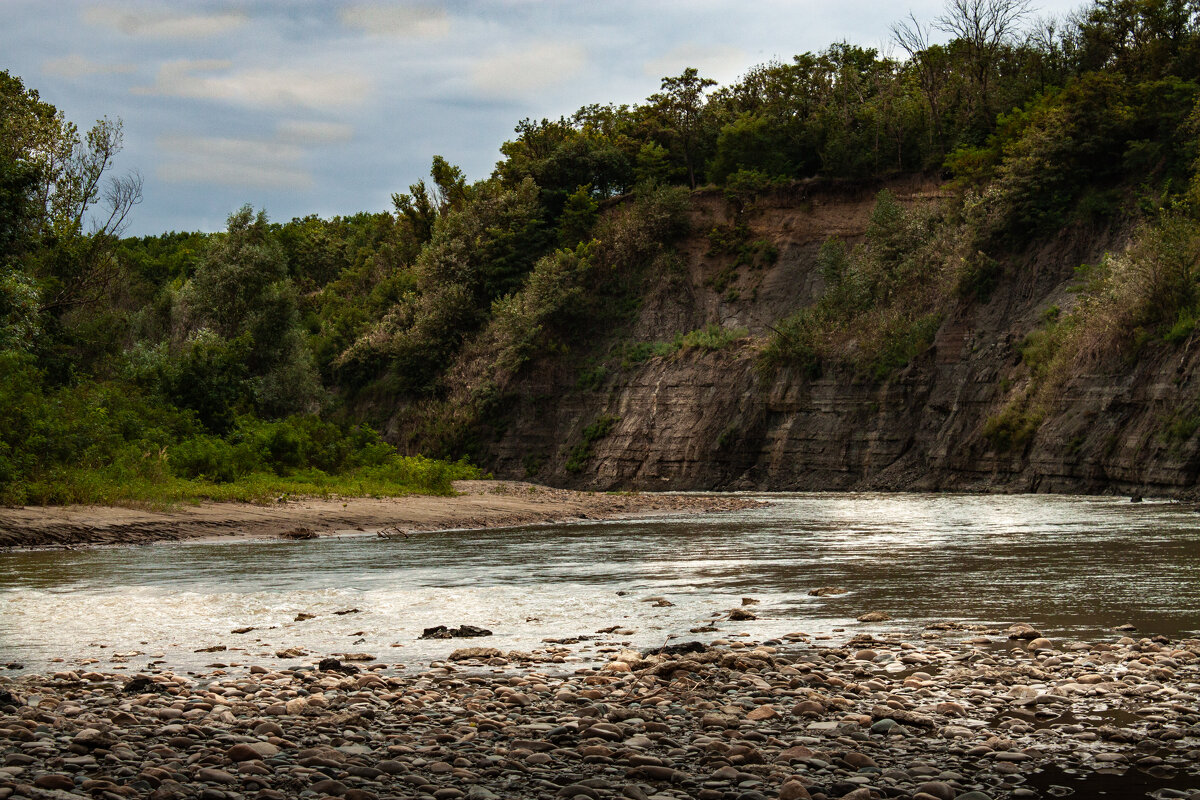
[0,480,759,549]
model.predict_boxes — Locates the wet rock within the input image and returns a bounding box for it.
[1006,623,1041,640]
[843,751,877,768]
[419,625,493,639]
[808,586,848,597]
[318,657,361,674]
[123,675,165,694]
[745,704,778,721]
[647,641,706,656]
[857,611,892,622]
[729,608,758,621]
[4,626,1198,800]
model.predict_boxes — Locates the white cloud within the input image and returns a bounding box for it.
[277,120,355,145]
[470,42,587,98]
[339,4,451,38]
[157,134,314,190]
[643,44,750,84]
[43,54,136,78]
[83,7,246,38]
[156,120,355,191]
[134,61,371,110]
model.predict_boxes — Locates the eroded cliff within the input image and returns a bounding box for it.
[449,178,1200,496]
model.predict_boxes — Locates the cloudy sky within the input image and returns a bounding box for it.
[5,0,1083,235]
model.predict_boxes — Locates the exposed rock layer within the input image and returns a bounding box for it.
[483,180,1200,497]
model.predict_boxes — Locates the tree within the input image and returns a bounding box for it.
[179,206,320,420]
[0,70,142,317]
[893,13,954,151]
[647,68,717,188]
[935,0,1033,121]
[392,156,472,248]
[1075,0,1200,79]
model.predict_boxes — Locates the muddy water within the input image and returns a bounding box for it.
[1,493,1198,674]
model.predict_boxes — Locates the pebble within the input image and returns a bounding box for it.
[0,631,1196,800]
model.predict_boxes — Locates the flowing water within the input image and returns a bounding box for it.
[2,493,1199,675]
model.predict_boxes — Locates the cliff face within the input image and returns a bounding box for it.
[480,179,1200,496]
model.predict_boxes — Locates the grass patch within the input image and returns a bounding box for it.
[617,324,748,370]
[11,456,484,508]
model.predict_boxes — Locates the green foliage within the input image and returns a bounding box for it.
[949,74,1199,242]
[558,184,600,247]
[761,190,953,380]
[706,221,780,285]
[677,323,748,350]
[611,324,748,374]
[177,205,321,419]
[1161,404,1200,444]
[983,402,1044,452]
[867,313,943,380]
[486,243,595,376]
[565,415,619,473]
[0,353,479,505]
[716,422,740,450]
[341,177,553,396]
[576,362,608,391]
[10,0,1200,496]
[709,117,793,184]
[956,251,1002,302]
[165,331,253,433]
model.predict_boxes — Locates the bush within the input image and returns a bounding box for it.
[983,402,1043,452]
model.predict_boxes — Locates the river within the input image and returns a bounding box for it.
[2,493,1198,675]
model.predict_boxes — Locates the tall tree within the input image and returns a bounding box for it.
[0,70,141,317]
[647,68,717,188]
[935,0,1033,121]
[893,13,954,152]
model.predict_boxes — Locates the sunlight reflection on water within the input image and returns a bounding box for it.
[1,493,1197,674]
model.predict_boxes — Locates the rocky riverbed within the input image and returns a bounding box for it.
[1,624,1198,800]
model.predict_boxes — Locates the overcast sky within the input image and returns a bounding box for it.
[5,0,1084,235]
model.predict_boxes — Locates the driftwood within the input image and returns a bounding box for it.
[377,526,410,540]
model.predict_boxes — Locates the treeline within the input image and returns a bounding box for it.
[0,77,478,504]
[4,0,1200,501]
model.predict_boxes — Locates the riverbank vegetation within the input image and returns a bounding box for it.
[5,0,1200,496]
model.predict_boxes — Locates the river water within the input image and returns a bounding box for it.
[1,493,1198,676]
